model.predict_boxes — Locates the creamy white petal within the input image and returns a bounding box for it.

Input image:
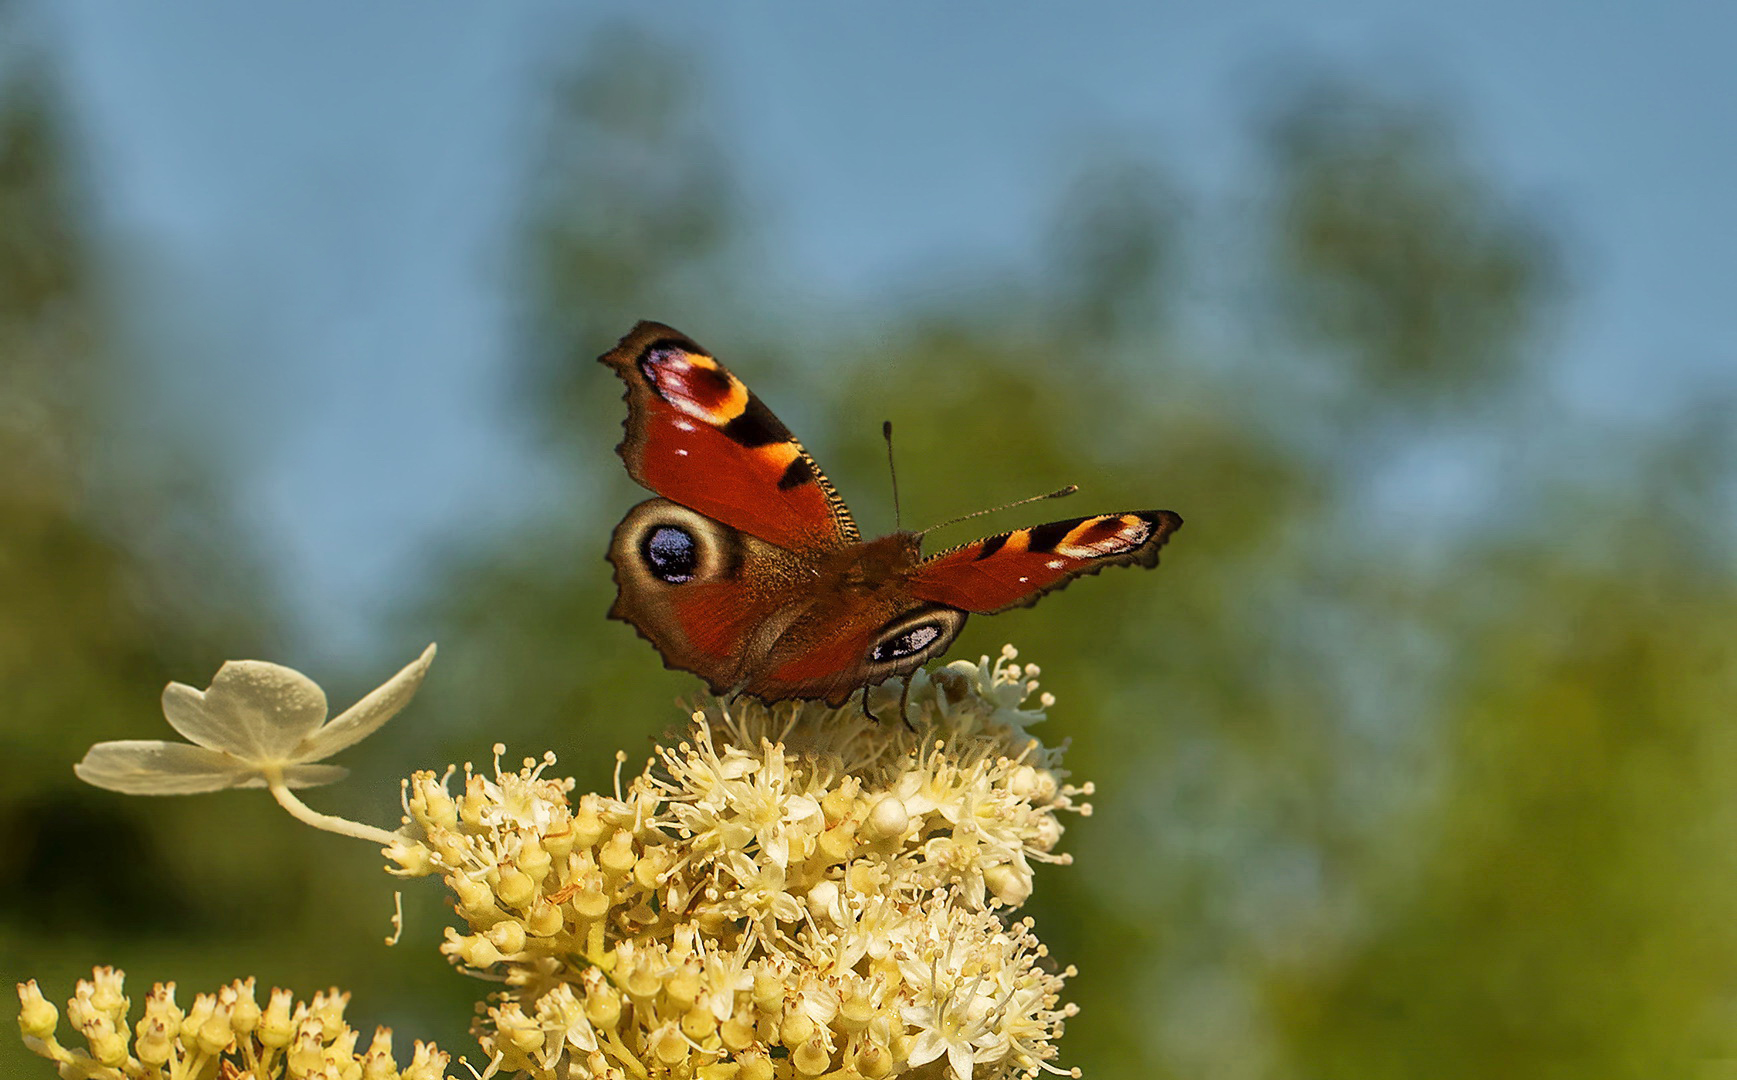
[202,659,329,759]
[163,661,328,760]
[74,740,252,795]
[947,1037,976,1080]
[905,1027,947,1068]
[294,644,435,762]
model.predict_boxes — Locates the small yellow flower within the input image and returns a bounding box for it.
[73,645,435,795]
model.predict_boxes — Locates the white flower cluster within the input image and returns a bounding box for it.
[16,967,450,1080]
[392,647,1089,1080]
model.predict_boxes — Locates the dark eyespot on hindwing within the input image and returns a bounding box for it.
[870,622,943,662]
[642,525,698,584]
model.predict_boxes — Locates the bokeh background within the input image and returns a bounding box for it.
[3,3,1735,1076]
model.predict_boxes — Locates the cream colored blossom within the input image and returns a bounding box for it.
[393,650,1088,1080]
[17,970,450,1080]
[74,645,435,795]
[22,643,1088,1080]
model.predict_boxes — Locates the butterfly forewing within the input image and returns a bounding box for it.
[600,322,858,551]
[908,510,1183,614]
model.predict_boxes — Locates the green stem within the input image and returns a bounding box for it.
[264,770,403,848]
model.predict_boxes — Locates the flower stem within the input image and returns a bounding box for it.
[265,772,403,848]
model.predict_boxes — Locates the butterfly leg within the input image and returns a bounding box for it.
[724,682,750,716]
[859,684,879,724]
[897,674,917,732]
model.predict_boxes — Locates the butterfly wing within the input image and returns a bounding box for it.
[608,498,824,694]
[907,510,1182,614]
[744,596,967,706]
[600,322,858,551]
[610,499,968,704]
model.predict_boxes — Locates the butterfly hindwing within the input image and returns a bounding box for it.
[743,597,967,706]
[608,498,822,694]
[908,510,1183,614]
[600,322,858,551]
[609,498,967,705]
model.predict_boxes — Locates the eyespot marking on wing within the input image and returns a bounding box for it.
[639,344,750,425]
[1052,514,1152,558]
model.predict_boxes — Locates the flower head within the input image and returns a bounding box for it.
[395,652,1088,1080]
[73,645,435,795]
[17,970,451,1079]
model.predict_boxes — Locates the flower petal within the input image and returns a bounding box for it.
[164,661,329,760]
[905,1027,946,1068]
[947,1037,977,1080]
[294,644,435,762]
[74,741,254,795]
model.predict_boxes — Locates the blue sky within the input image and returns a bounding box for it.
[42,1,1736,658]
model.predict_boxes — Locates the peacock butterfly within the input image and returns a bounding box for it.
[601,321,1182,709]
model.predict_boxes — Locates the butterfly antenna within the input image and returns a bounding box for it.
[882,420,903,531]
[914,484,1079,537]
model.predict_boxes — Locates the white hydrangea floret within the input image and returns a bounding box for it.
[75,645,434,795]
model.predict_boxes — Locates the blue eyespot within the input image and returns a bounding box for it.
[642,526,698,584]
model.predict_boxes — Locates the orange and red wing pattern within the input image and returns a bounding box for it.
[908,511,1183,614]
[600,322,857,551]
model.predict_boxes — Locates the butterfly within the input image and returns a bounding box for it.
[601,321,1182,711]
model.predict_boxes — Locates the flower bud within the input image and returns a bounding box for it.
[739,1050,775,1080]
[1031,813,1062,852]
[600,831,637,876]
[721,1014,757,1052]
[855,1036,894,1078]
[15,981,57,1041]
[227,979,260,1035]
[288,1026,328,1076]
[666,966,703,1011]
[495,867,536,909]
[259,988,296,1048]
[805,880,844,925]
[516,834,553,883]
[751,973,783,1013]
[792,1036,831,1075]
[386,839,435,877]
[681,1005,717,1041]
[362,1028,399,1080]
[634,845,673,890]
[985,862,1033,907]
[651,1022,690,1067]
[1030,769,1059,803]
[452,875,498,922]
[526,898,564,937]
[88,968,125,1021]
[861,796,909,842]
[571,798,609,849]
[180,994,214,1044]
[584,982,622,1030]
[779,1009,813,1048]
[133,1017,173,1067]
[87,1018,128,1067]
[487,919,527,957]
[816,821,856,862]
[461,933,504,969]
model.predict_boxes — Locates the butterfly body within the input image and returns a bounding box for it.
[602,322,1181,706]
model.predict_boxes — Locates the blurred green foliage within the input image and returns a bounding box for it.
[4,23,1734,1080]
